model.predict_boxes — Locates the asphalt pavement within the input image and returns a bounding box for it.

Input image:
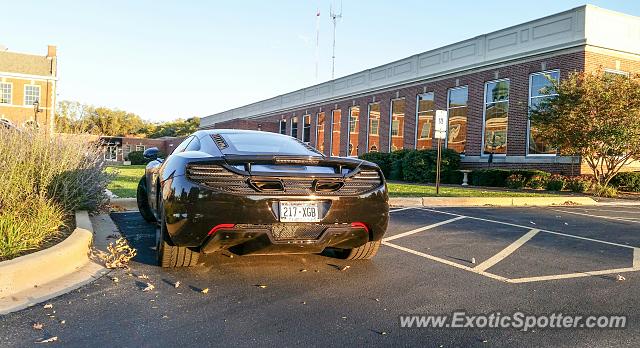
[1,205,639,347]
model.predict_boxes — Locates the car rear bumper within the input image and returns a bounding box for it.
[162,175,389,254]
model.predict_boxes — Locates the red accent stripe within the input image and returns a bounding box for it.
[208,224,235,235]
[351,222,369,233]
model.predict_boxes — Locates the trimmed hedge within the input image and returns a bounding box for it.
[360,149,462,183]
[610,172,640,192]
[126,150,165,165]
[469,169,551,187]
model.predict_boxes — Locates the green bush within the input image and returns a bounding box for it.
[528,174,549,189]
[0,130,112,260]
[566,176,593,193]
[401,149,461,183]
[126,151,148,165]
[545,174,566,191]
[470,169,550,187]
[506,174,527,189]
[610,172,640,192]
[389,149,413,181]
[359,152,393,178]
[593,184,618,198]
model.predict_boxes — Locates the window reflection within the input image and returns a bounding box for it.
[390,98,405,151]
[368,102,380,152]
[348,106,360,156]
[447,87,468,154]
[331,109,341,156]
[483,80,510,154]
[416,93,435,149]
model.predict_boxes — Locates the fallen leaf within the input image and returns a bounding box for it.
[162,315,169,319]
[111,277,119,283]
[301,301,306,305]
[375,298,380,302]
[299,269,307,272]
[59,320,66,325]
[43,304,53,309]
[380,331,388,335]
[35,336,58,344]
[471,257,476,264]
[617,274,626,281]
[530,221,536,225]
[32,322,43,330]
[256,284,267,289]
[138,274,149,280]
[201,288,210,294]
[174,281,181,288]
[340,265,350,271]
[142,283,155,292]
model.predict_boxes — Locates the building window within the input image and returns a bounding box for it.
[302,115,311,143]
[447,86,468,154]
[316,112,325,152]
[279,119,287,134]
[483,79,509,155]
[0,83,12,104]
[331,109,341,156]
[389,98,405,151]
[416,92,435,150]
[348,106,360,156]
[124,145,132,154]
[604,68,629,77]
[136,145,145,152]
[291,116,298,138]
[528,70,560,155]
[105,146,118,161]
[367,102,380,152]
[24,85,40,106]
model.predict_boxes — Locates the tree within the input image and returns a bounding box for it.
[530,70,640,186]
[144,117,200,138]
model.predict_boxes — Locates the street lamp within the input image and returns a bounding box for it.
[33,99,42,126]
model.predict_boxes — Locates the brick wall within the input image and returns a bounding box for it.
[213,47,640,174]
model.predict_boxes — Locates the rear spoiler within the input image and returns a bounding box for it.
[220,154,373,178]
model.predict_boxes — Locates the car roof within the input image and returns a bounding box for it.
[194,129,290,138]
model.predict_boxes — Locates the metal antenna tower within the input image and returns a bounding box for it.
[329,1,342,80]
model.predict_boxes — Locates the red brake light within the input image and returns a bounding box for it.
[351,222,369,233]
[208,224,235,235]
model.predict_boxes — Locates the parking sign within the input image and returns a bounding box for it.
[434,110,448,139]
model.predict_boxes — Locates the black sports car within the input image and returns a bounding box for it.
[136,129,389,267]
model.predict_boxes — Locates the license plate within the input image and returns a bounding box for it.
[279,201,320,222]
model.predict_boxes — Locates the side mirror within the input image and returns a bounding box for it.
[143,147,160,160]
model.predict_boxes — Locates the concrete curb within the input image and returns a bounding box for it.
[390,196,599,207]
[0,211,108,315]
[110,198,138,211]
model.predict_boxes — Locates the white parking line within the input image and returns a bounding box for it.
[418,207,637,250]
[389,207,416,213]
[474,229,540,272]
[508,267,640,284]
[382,241,508,282]
[382,216,465,242]
[551,209,640,224]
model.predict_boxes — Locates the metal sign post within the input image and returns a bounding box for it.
[434,110,448,196]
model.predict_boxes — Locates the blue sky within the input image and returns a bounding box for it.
[3,1,639,122]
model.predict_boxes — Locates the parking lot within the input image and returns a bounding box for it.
[2,205,640,346]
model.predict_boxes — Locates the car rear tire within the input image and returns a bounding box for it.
[156,204,200,268]
[336,240,381,260]
[137,177,157,223]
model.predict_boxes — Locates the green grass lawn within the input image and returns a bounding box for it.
[387,182,562,197]
[106,165,561,199]
[106,165,146,198]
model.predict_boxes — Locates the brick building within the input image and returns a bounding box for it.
[0,45,57,133]
[201,5,640,174]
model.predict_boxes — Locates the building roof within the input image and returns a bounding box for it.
[0,50,54,77]
[201,4,640,128]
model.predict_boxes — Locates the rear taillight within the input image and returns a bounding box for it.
[208,224,235,235]
[351,222,369,233]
